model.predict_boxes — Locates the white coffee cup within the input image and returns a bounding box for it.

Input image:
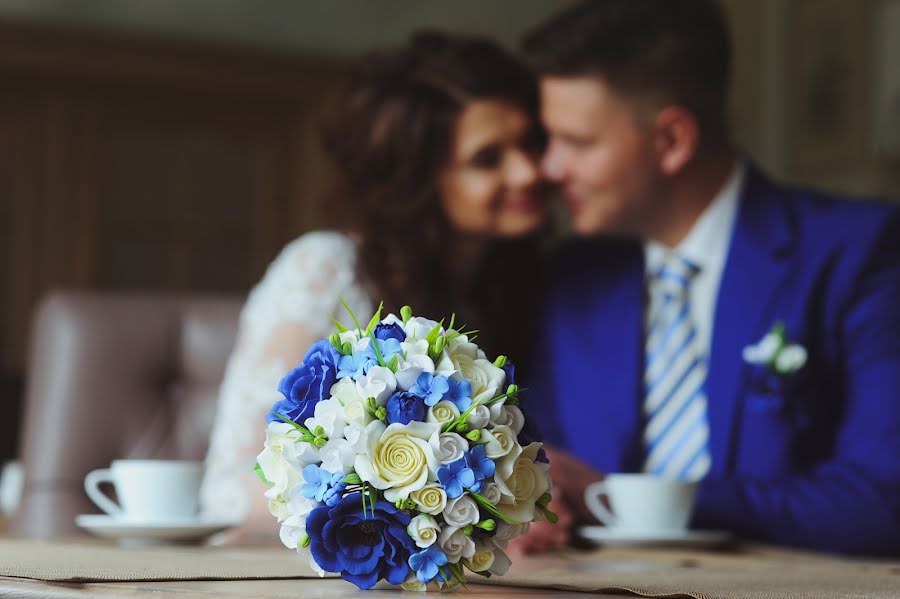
[584,473,697,532]
[84,460,203,521]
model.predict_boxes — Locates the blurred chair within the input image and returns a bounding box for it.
[10,291,242,538]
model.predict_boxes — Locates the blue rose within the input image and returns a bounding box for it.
[374,322,406,343]
[306,492,416,589]
[502,359,516,385]
[266,339,340,425]
[386,392,426,425]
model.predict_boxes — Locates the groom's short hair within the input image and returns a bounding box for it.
[523,0,732,137]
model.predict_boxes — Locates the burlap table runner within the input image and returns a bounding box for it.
[1,539,898,598]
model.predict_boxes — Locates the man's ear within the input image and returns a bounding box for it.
[652,106,699,176]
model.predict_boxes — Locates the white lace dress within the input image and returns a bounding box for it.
[199,231,372,524]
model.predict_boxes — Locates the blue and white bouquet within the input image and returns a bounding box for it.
[255,303,555,591]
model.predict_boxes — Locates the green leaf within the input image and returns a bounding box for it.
[387,354,400,373]
[253,462,272,486]
[339,296,363,334]
[329,315,349,333]
[400,305,412,323]
[367,330,386,367]
[470,492,519,524]
[364,301,384,334]
[425,320,444,345]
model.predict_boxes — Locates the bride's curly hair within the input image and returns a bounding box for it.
[322,31,546,363]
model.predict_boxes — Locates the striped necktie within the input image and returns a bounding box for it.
[642,253,711,481]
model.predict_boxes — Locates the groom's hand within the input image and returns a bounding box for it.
[507,446,602,554]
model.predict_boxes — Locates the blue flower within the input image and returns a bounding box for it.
[386,392,426,425]
[337,350,376,379]
[502,359,516,385]
[445,378,472,412]
[410,372,450,407]
[516,404,544,448]
[266,340,339,424]
[437,457,476,499]
[365,337,402,364]
[374,322,406,343]
[465,445,495,482]
[306,492,417,590]
[301,465,344,503]
[408,545,449,584]
[323,480,348,506]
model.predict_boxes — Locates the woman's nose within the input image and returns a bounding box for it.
[506,150,540,188]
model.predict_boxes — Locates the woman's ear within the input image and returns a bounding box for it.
[652,106,699,176]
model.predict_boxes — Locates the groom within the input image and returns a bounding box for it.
[521,0,900,555]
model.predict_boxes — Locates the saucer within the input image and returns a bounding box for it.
[75,514,239,544]
[578,525,732,548]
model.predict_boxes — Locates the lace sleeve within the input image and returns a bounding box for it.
[199,231,372,527]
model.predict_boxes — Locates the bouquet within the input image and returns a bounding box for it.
[255,302,555,591]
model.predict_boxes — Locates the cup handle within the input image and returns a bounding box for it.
[84,468,122,516]
[584,480,617,526]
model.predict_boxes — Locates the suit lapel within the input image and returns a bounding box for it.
[705,167,795,474]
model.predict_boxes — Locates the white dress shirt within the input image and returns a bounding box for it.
[643,162,746,360]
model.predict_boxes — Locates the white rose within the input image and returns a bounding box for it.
[491,521,529,549]
[465,543,496,573]
[430,432,469,464]
[479,481,502,506]
[407,514,440,548]
[404,317,442,341]
[481,425,518,459]
[286,485,317,519]
[489,548,511,576]
[330,378,371,425]
[354,420,439,501]
[455,357,505,404]
[438,526,475,563]
[395,355,435,391]
[279,514,306,549]
[318,438,355,474]
[257,422,306,499]
[427,400,460,426]
[409,483,447,515]
[303,398,346,440]
[494,442,550,522]
[491,405,524,434]
[466,405,491,429]
[338,329,360,345]
[343,421,369,454]
[355,366,397,407]
[441,495,480,528]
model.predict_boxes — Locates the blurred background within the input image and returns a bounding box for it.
[0,0,898,473]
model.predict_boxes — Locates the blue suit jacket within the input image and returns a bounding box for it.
[529,167,900,555]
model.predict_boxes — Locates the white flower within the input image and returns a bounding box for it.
[481,425,518,459]
[395,345,435,391]
[466,405,491,429]
[479,481,502,506]
[775,344,807,374]
[438,526,475,563]
[354,420,440,501]
[257,422,306,502]
[407,514,440,548]
[409,483,447,515]
[743,331,781,364]
[286,485,317,519]
[430,432,469,464]
[491,402,525,435]
[318,438,355,474]
[442,495,480,528]
[338,329,361,346]
[404,316,442,341]
[401,575,427,592]
[309,557,326,578]
[304,398,346,440]
[488,548,511,576]
[427,400,460,426]
[343,421,369,454]
[494,442,550,522]
[455,357,505,404]
[465,543,496,573]
[279,514,306,549]
[381,313,403,326]
[491,521,529,549]
[355,366,397,407]
[330,378,371,425]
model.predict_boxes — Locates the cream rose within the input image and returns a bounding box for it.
[491,521,529,549]
[354,420,439,501]
[407,514,440,548]
[489,548,511,576]
[490,404,524,434]
[481,425,518,459]
[454,356,505,404]
[355,365,397,407]
[493,442,549,522]
[465,544,496,573]
[427,400,460,426]
[466,405,491,429]
[479,481,502,506]
[409,483,447,515]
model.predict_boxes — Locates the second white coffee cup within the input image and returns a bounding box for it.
[584,473,697,532]
[84,459,203,521]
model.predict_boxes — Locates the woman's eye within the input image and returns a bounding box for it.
[469,146,501,169]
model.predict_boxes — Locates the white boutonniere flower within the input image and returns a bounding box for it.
[742,321,807,375]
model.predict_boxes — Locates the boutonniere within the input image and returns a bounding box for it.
[742,321,807,375]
